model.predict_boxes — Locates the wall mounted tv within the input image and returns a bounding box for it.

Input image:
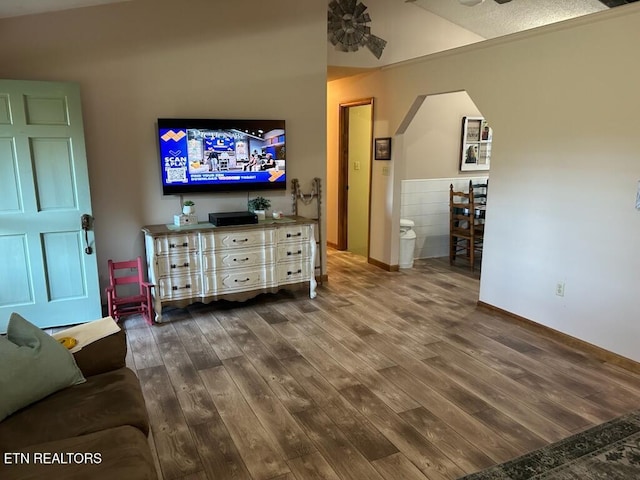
[157,118,286,194]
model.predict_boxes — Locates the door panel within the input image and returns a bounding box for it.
[0,235,33,307]
[0,95,10,123]
[42,232,87,301]
[0,80,100,331]
[32,138,77,210]
[24,95,69,125]
[0,138,20,212]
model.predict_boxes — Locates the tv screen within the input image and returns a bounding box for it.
[157,118,286,194]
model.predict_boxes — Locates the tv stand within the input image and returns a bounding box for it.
[142,217,316,322]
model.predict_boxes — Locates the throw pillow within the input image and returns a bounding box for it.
[0,312,86,422]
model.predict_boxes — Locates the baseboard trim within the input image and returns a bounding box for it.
[477,301,640,374]
[368,257,399,272]
[327,241,338,249]
[315,274,329,283]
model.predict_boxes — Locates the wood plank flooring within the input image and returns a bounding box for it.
[123,250,640,480]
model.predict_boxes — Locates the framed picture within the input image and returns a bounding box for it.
[374,137,391,160]
[460,116,491,171]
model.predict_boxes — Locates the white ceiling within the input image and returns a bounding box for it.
[0,0,609,36]
[408,0,607,39]
[0,0,132,19]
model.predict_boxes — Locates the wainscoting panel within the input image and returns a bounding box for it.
[401,176,488,259]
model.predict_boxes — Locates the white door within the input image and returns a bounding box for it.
[0,80,101,331]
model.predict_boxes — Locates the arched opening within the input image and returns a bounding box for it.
[395,90,492,271]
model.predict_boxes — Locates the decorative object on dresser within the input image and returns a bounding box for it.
[182,200,196,215]
[142,217,317,322]
[292,177,324,285]
[175,200,197,226]
[247,195,271,220]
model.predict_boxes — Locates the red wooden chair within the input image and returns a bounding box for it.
[106,256,154,325]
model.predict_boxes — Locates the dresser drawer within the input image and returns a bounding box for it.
[155,253,201,277]
[276,243,311,262]
[203,266,275,294]
[203,246,275,271]
[276,261,311,285]
[153,234,199,256]
[201,228,275,251]
[157,274,202,300]
[277,225,310,243]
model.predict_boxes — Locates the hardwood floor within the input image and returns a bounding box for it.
[122,250,640,480]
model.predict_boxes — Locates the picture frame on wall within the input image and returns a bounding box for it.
[374,137,391,160]
[460,116,491,171]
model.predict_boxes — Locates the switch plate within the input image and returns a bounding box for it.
[354,161,361,171]
[382,166,390,176]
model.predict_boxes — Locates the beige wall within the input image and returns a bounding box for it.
[403,91,482,179]
[327,73,388,256]
[328,5,640,362]
[0,0,327,294]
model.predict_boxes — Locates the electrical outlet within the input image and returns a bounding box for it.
[354,161,361,171]
[555,282,565,297]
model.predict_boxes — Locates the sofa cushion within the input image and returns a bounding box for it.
[0,313,85,422]
[0,367,149,451]
[0,425,157,480]
[72,328,127,377]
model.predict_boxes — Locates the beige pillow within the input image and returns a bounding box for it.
[0,313,85,422]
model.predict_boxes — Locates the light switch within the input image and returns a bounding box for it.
[354,161,361,171]
[382,166,390,176]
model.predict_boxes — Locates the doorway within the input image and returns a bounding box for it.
[338,99,373,257]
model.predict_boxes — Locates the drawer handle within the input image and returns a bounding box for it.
[233,238,249,243]
[287,269,302,276]
[286,232,302,238]
[171,284,191,290]
[287,250,302,256]
[233,257,250,262]
[170,262,190,269]
[168,242,189,248]
[235,278,250,283]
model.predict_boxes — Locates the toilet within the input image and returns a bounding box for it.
[399,218,416,269]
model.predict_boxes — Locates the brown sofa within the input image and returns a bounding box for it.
[0,330,157,480]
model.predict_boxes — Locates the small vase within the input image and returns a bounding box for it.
[254,209,266,220]
[183,205,195,215]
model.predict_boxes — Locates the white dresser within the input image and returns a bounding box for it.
[142,218,317,322]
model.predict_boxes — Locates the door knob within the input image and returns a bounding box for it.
[81,214,94,255]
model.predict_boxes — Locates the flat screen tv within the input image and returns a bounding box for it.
[157,118,286,194]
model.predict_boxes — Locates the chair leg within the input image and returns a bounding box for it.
[143,286,154,326]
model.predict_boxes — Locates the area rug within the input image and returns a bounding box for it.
[459,409,640,479]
